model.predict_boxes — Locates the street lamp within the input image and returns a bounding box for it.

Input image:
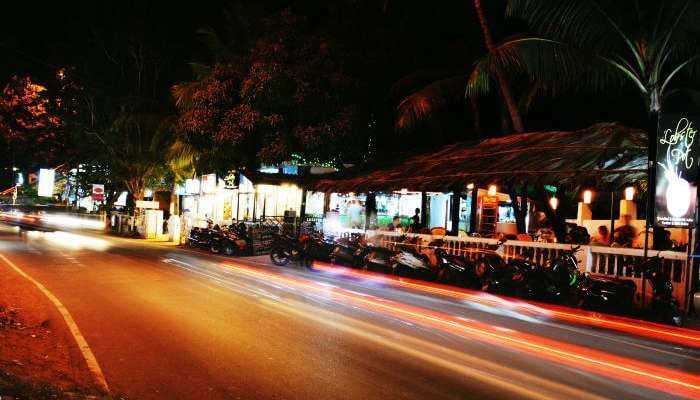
[582,190,593,204]
[488,185,497,197]
[625,186,635,201]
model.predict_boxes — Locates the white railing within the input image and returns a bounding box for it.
[366,230,690,309]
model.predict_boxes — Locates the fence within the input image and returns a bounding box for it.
[368,230,691,310]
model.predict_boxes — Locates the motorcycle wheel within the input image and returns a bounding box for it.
[665,303,683,327]
[394,264,410,277]
[270,248,290,266]
[303,256,314,270]
[222,243,235,256]
[210,243,221,254]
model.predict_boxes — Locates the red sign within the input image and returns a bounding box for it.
[92,184,105,201]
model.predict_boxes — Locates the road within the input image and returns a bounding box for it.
[0,224,699,400]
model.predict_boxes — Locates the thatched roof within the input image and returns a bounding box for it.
[312,123,648,192]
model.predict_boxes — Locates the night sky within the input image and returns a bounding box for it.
[0,0,692,160]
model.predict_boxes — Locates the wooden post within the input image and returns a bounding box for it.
[420,191,427,230]
[610,191,616,244]
[469,187,478,233]
[450,188,461,236]
[300,189,307,221]
[365,192,377,230]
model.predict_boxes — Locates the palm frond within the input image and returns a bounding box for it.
[394,76,467,132]
[467,36,623,97]
[506,0,626,53]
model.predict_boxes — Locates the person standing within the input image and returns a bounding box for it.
[409,208,422,232]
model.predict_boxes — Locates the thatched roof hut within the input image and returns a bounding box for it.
[313,123,647,192]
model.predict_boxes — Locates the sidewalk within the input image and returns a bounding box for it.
[0,254,103,399]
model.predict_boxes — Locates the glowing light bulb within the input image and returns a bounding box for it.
[549,197,559,210]
[583,190,592,204]
[666,176,691,217]
[488,185,497,197]
[624,186,635,201]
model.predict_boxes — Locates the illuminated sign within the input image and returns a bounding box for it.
[654,115,698,228]
[185,178,200,194]
[201,173,217,194]
[92,184,105,201]
[136,200,160,209]
[38,168,55,197]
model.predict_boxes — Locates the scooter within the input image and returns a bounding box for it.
[635,256,683,326]
[434,246,485,290]
[390,237,435,280]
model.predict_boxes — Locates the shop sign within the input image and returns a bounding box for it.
[185,178,200,194]
[201,173,217,194]
[654,115,699,228]
[136,200,160,209]
[38,168,55,197]
[91,184,105,201]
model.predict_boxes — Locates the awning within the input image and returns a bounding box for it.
[312,123,647,192]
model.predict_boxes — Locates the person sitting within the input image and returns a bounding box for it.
[386,216,403,232]
[657,229,674,250]
[612,214,636,247]
[591,225,610,246]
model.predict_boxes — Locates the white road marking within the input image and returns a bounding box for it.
[0,252,110,393]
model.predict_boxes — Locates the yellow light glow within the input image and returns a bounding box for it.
[625,186,635,201]
[467,183,475,190]
[583,190,592,204]
[488,185,497,197]
[549,197,559,210]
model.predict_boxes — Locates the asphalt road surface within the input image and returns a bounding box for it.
[1,224,699,400]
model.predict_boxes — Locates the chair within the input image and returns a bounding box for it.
[430,227,447,236]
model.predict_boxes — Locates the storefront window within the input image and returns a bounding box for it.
[498,202,516,223]
[326,193,366,230]
[375,192,421,228]
[305,192,325,216]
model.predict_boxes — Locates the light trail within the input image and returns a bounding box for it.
[310,261,700,348]
[221,261,700,399]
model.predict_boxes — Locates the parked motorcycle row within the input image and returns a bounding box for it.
[269,233,683,326]
[186,225,682,326]
[187,222,252,256]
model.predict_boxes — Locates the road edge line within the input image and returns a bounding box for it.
[0,252,110,394]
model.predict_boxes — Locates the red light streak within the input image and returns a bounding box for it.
[310,261,700,348]
[221,261,700,399]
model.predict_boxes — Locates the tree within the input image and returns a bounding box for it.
[468,1,700,120]
[0,75,63,166]
[392,1,526,137]
[175,9,370,171]
[472,0,524,133]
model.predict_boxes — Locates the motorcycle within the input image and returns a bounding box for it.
[634,256,683,326]
[330,235,367,267]
[390,237,436,280]
[209,222,252,256]
[434,246,485,290]
[269,232,334,268]
[187,225,219,249]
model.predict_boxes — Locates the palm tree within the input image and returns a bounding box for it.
[468,0,700,123]
[472,0,524,133]
[393,1,526,135]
